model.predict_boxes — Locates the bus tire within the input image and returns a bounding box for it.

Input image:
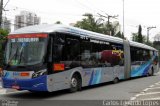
[113,77,119,84]
[69,74,81,92]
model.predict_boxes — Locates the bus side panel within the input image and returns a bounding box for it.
[154,63,159,73]
[82,66,124,87]
[113,66,125,80]
[131,61,152,77]
[46,66,125,92]
[82,67,113,86]
[153,52,159,73]
[131,56,156,77]
[47,67,83,92]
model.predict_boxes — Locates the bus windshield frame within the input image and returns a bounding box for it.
[4,33,48,67]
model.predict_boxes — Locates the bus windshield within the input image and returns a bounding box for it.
[5,34,48,66]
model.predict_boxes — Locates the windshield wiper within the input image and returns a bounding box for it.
[18,47,26,65]
[5,47,19,68]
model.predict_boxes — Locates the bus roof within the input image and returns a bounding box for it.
[10,24,157,51]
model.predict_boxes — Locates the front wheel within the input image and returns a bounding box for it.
[70,74,81,92]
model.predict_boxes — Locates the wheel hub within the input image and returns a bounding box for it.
[71,78,77,87]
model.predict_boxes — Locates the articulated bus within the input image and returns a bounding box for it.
[1,24,159,92]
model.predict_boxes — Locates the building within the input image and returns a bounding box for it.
[14,11,40,30]
[2,17,11,32]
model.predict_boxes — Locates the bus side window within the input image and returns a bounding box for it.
[52,34,65,63]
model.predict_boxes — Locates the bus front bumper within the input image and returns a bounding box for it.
[2,75,48,91]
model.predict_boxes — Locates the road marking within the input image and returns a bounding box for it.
[130,97,136,100]
[157,71,160,75]
[143,88,148,92]
[144,87,160,91]
[140,97,160,100]
[130,80,160,100]
[149,85,154,87]
[135,92,160,96]
[155,82,160,85]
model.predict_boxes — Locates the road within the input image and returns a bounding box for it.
[0,73,160,106]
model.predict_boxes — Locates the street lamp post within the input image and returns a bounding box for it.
[122,0,125,37]
[0,0,10,29]
[147,26,156,43]
[0,0,3,29]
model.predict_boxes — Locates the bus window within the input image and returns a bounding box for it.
[130,47,151,65]
[53,33,80,71]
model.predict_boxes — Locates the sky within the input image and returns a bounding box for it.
[3,0,160,41]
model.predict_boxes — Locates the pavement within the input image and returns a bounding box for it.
[0,77,17,95]
[0,77,7,94]
[130,72,160,100]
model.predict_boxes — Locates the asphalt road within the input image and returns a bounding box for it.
[0,73,160,106]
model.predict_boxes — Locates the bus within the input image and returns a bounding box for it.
[1,24,159,92]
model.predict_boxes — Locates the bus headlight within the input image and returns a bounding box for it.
[32,69,47,78]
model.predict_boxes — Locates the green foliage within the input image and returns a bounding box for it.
[115,31,124,39]
[0,29,9,67]
[132,33,138,42]
[55,21,62,24]
[145,41,153,46]
[74,13,123,39]
[74,13,104,33]
[138,25,143,43]
[131,32,146,43]
[131,25,151,45]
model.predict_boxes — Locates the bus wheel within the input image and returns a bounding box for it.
[113,78,119,84]
[70,74,79,92]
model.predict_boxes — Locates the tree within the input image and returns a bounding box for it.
[0,29,9,67]
[115,31,124,39]
[55,21,62,24]
[74,13,123,39]
[132,33,138,42]
[138,25,143,43]
[131,32,146,43]
[132,25,147,44]
[74,13,104,33]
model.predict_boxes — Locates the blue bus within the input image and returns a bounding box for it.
[1,24,159,92]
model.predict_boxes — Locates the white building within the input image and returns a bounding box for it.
[14,11,40,30]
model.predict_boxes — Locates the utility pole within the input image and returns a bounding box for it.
[147,26,156,43]
[0,0,3,29]
[98,13,118,25]
[123,0,125,37]
[98,13,118,35]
